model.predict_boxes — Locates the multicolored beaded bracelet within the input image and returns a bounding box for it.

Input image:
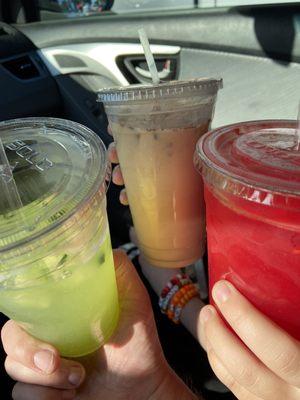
[158,273,191,314]
[167,283,200,324]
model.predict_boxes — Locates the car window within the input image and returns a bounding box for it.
[215,0,296,5]
[38,0,194,19]
[38,0,298,21]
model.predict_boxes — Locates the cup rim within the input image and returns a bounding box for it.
[195,119,300,199]
[97,77,222,104]
[0,117,110,253]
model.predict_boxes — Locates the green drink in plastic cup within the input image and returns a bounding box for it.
[0,118,119,357]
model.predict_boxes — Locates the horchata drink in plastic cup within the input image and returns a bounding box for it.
[195,120,300,340]
[0,118,119,357]
[98,78,222,268]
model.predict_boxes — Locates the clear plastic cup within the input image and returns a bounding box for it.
[195,120,300,340]
[98,78,222,268]
[0,118,119,357]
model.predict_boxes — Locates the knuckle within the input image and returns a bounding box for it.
[1,320,14,347]
[4,356,11,372]
[4,357,17,379]
[236,365,259,389]
[228,308,257,340]
[207,349,237,392]
[273,346,300,377]
[229,308,249,329]
[1,321,8,339]
[14,338,28,360]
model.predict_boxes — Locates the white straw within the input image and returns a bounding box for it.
[138,28,160,85]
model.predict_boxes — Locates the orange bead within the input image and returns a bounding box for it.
[165,283,200,325]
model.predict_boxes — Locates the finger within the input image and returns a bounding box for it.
[12,382,76,400]
[119,188,128,205]
[113,249,148,300]
[107,124,113,136]
[1,320,59,375]
[112,165,124,186]
[6,357,85,390]
[129,227,138,246]
[206,346,261,400]
[197,310,207,350]
[200,305,288,400]
[113,249,140,283]
[108,142,119,164]
[212,280,300,387]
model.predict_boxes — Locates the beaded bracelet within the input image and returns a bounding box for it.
[167,283,200,324]
[158,273,191,314]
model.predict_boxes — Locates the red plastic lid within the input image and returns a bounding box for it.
[195,120,300,199]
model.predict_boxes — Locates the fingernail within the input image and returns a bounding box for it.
[68,366,84,386]
[34,350,55,374]
[201,307,213,324]
[62,389,76,399]
[213,281,231,304]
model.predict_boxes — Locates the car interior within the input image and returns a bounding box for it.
[0,0,300,398]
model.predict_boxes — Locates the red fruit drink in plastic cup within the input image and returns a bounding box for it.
[195,120,300,340]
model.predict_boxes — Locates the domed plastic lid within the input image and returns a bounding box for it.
[98,78,222,103]
[0,118,108,250]
[195,120,300,198]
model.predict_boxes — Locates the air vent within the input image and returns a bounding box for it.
[2,55,40,80]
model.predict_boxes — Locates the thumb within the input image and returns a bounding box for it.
[2,320,60,375]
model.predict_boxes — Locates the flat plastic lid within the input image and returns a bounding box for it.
[195,120,300,198]
[0,118,108,250]
[98,78,222,103]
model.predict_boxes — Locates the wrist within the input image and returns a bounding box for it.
[139,254,180,296]
[148,364,199,400]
